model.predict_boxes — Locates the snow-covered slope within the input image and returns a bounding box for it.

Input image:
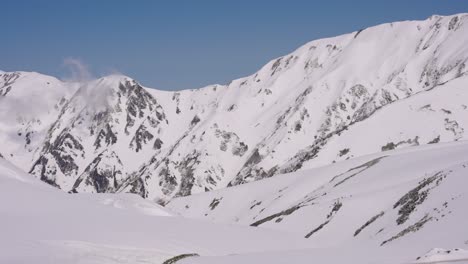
[168,141,468,264]
[0,156,308,264]
[2,14,468,204]
[3,139,468,264]
[0,71,76,167]
[28,76,171,191]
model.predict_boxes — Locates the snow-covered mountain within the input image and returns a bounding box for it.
[1,13,468,205]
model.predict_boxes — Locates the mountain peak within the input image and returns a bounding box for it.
[2,13,467,203]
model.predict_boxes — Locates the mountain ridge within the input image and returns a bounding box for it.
[1,13,468,203]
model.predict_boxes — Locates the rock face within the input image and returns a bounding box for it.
[27,77,169,191]
[2,14,468,203]
[71,150,125,193]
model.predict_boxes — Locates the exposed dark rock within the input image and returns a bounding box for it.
[71,151,124,193]
[123,128,197,199]
[153,138,163,150]
[294,122,302,132]
[214,129,248,157]
[354,28,364,38]
[381,214,433,246]
[280,144,322,175]
[162,253,199,264]
[190,115,201,127]
[175,151,201,197]
[271,58,283,76]
[444,118,464,140]
[393,172,445,225]
[354,211,385,236]
[30,155,59,188]
[250,201,262,210]
[159,163,178,196]
[420,57,465,90]
[381,142,396,151]
[125,113,135,134]
[251,205,302,227]
[418,104,434,111]
[33,132,85,180]
[448,16,459,30]
[147,116,160,128]
[381,136,420,152]
[121,80,166,133]
[338,148,349,157]
[0,72,20,96]
[244,149,262,167]
[232,142,248,156]
[305,219,331,238]
[129,124,154,152]
[220,141,227,151]
[94,124,117,149]
[305,200,342,238]
[128,177,147,199]
[229,148,265,186]
[428,136,440,144]
[227,104,236,112]
[209,197,222,210]
[332,156,385,187]
[328,201,342,218]
[25,132,32,145]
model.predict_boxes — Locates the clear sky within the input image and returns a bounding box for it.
[2,0,468,90]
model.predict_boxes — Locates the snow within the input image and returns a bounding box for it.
[414,248,468,263]
[168,141,468,263]
[2,13,468,264]
[0,71,76,168]
[3,141,468,263]
[0,157,309,264]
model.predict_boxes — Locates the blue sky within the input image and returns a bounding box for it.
[1,0,468,90]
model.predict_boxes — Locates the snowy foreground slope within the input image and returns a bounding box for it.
[1,14,468,203]
[168,141,468,264]
[2,141,468,263]
[0,157,308,264]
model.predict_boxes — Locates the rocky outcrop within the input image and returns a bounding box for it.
[71,150,125,193]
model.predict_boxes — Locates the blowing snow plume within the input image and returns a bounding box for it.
[63,57,93,82]
[63,57,118,112]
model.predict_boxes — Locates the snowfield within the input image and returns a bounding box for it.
[2,141,468,263]
[168,141,468,263]
[0,157,309,263]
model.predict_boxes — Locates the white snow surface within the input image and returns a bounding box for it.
[0,157,308,264]
[413,248,468,263]
[2,140,468,263]
[168,141,468,264]
[2,13,468,264]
